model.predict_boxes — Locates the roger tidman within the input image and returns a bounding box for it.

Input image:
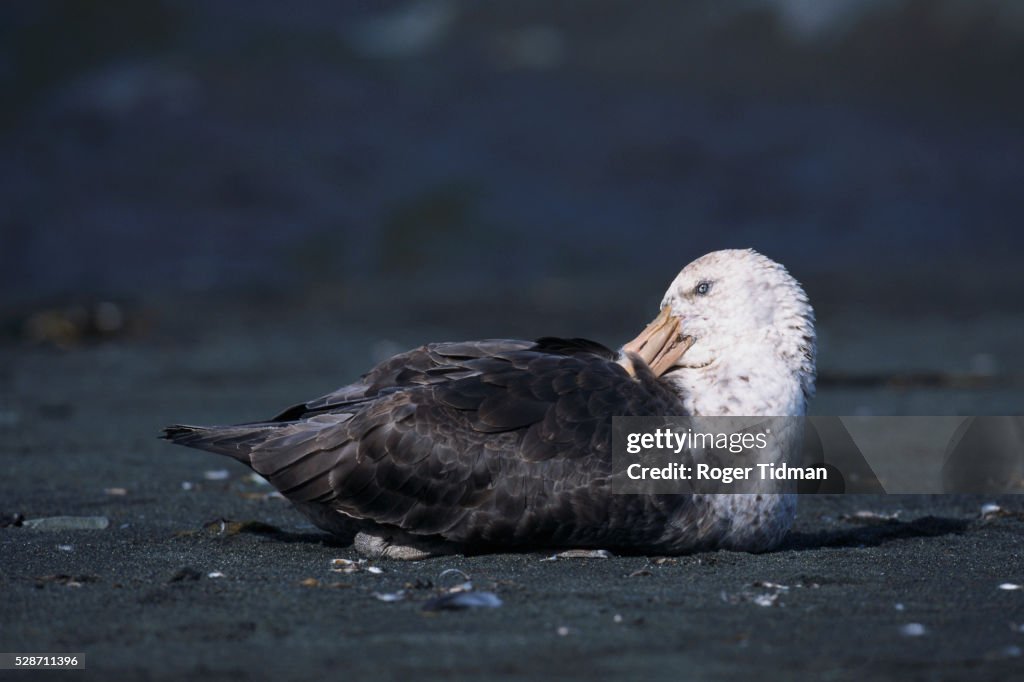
[626,460,830,483]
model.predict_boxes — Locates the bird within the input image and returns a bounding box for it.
[162,249,816,559]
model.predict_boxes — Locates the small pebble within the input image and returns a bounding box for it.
[35,574,97,588]
[556,549,612,559]
[894,603,905,611]
[613,614,623,623]
[23,515,110,531]
[203,469,230,481]
[366,566,384,575]
[208,571,226,579]
[900,623,927,637]
[422,591,502,611]
[999,583,1022,591]
[57,544,74,552]
[181,481,194,491]
[556,626,570,636]
[980,503,1002,517]
[330,558,365,574]
[752,581,789,591]
[841,510,899,523]
[331,566,361,574]
[373,590,407,602]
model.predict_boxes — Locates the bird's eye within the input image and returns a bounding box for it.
[695,281,711,296]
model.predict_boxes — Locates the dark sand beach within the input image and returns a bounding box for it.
[2,303,1022,681]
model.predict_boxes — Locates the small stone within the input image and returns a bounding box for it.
[366,566,384,574]
[840,510,899,523]
[330,558,364,574]
[23,515,110,531]
[104,487,128,496]
[556,626,570,636]
[331,561,360,573]
[980,503,1002,518]
[998,583,1022,591]
[373,590,407,602]
[207,571,226,579]
[203,469,230,481]
[552,549,612,559]
[299,577,320,588]
[35,574,99,588]
[752,581,789,591]
[422,591,503,611]
[900,623,927,637]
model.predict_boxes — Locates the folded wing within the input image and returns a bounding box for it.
[165,338,697,550]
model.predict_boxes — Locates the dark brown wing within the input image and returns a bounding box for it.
[161,339,571,459]
[260,342,697,551]
[164,338,704,552]
[270,339,538,421]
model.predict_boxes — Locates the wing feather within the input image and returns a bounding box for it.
[167,337,702,552]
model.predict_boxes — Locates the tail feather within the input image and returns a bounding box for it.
[161,424,277,464]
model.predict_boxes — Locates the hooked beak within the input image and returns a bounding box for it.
[620,307,694,377]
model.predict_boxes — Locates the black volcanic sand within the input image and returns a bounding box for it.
[2,304,1023,681]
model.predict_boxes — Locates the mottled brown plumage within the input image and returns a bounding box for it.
[163,338,716,554]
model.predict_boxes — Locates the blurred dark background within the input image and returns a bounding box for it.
[1,0,1022,349]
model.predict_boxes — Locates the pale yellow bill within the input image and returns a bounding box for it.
[619,307,694,377]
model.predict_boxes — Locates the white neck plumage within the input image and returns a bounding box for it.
[664,345,809,418]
